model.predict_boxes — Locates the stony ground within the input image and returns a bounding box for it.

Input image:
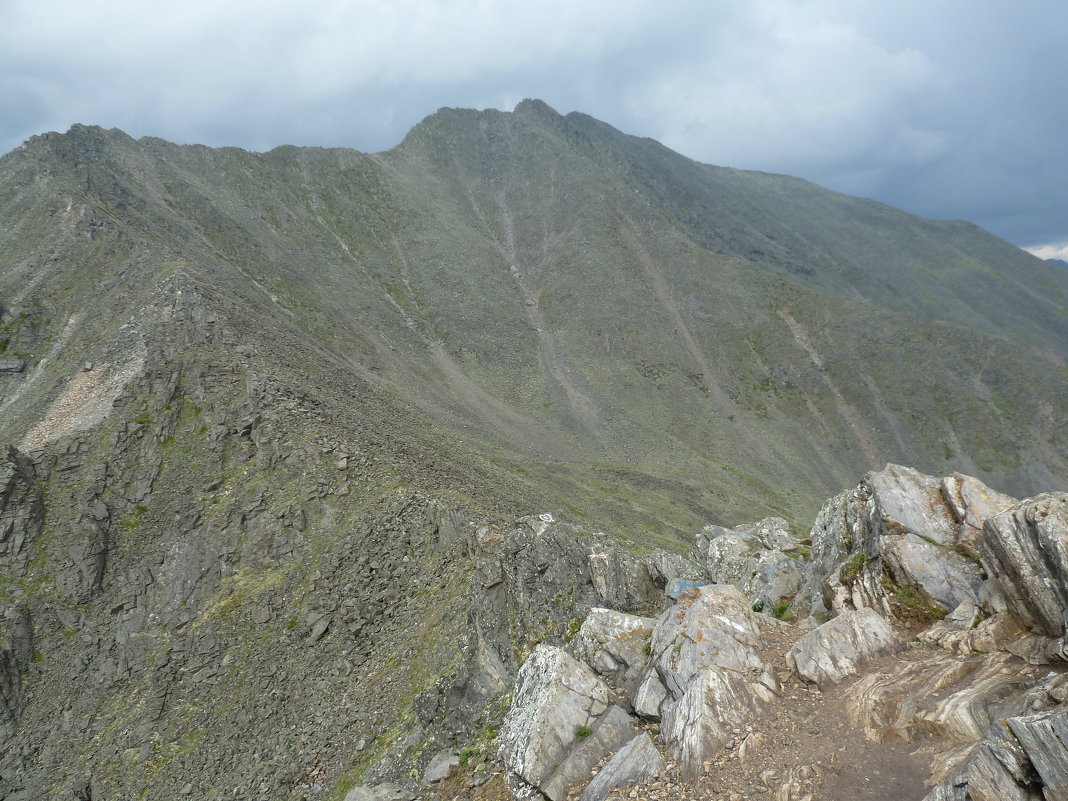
[424,620,936,801]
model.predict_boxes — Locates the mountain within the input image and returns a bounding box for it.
[0,100,1067,799]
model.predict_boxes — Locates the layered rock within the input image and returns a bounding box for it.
[659,664,777,780]
[697,520,803,611]
[570,608,655,693]
[979,493,1068,638]
[787,608,906,688]
[922,707,1068,801]
[498,644,638,801]
[580,733,664,801]
[796,464,1016,622]
[634,586,777,779]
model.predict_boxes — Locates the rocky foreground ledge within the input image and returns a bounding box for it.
[371,464,1068,801]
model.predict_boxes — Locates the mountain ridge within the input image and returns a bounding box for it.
[1,100,1068,800]
[3,102,1068,533]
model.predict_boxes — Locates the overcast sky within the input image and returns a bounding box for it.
[3,0,1067,254]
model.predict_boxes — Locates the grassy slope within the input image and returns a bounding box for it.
[2,105,1067,538]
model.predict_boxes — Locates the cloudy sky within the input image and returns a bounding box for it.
[3,0,1066,254]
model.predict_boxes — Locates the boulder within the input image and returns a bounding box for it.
[744,549,802,610]
[703,529,765,587]
[421,750,458,785]
[660,666,777,780]
[646,585,762,699]
[570,608,655,689]
[735,516,799,551]
[498,644,638,801]
[788,608,906,688]
[632,671,669,720]
[979,493,1068,638]
[581,732,664,801]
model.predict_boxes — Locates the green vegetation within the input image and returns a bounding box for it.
[839,552,873,586]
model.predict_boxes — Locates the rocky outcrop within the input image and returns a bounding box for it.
[796,464,1016,622]
[497,645,638,801]
[787,608,906,688]
[660,664,776,780]
[979,493,1068,638]
[643,585,764,704]
[697,519,803,611]
[922,707,1068,801]
[580,733,664,801]
[570,608,655,692]
[502,584,779,791]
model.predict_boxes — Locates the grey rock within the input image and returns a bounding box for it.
[541,705,637,801]
[0,358,25,373]
[918,603,1025,655]
[498,644,638,801]
[941,473,1017,557]
[421,750,459,785]
[646,584,762,699]
[881,532,983,610]
[570,608,655,688]
[744,549,802,609]
[664,578,704,600]
[581,733,664,801]
[343,783,415,801]
[980,493,1068,637]
[660,666,777,780]
[1008,706,1068,799]
[788,608,906,688]
[796,465,1015,621]
[921,720,1043,801]
[632,671,669,720]
[736,516,799,551]
[869,464,958,545]
[703,530,764,587]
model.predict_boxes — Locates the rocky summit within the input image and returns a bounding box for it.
[0,101,1066,800]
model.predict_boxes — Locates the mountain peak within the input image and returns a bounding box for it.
[513,97,562,118]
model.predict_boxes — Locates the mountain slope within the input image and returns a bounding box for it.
[0,100,1067,798]
[4,102,1066,532]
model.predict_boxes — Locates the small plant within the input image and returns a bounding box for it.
[563,617,582,643]
[839,551,872,586]
[575,724,592,739]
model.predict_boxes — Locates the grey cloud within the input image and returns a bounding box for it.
[1,0,1066,248]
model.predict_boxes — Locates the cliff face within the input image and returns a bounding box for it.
[0,103,1066,799]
